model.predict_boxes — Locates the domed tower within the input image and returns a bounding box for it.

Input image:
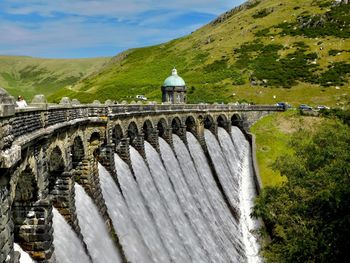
[161,68,187,104]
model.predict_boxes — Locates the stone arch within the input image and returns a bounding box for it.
[89,132,101,144]
[204,115,214,129]
[71,136,85,169]
[48,146,65,193]
[217,114,228,128]
[185,115,196,134]
[112,124,124,147]
[127,121,138,144]
[171,117,182,136]
[142,119,154,142]
[13,165,38,203]
[231,114,243,129]
[157,118,168,138]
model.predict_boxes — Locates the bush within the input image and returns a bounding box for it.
[254,120,350,262]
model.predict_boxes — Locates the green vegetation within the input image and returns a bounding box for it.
[0,56,109,100]
[45,0,349,105]
[252,8,274,19]
[253,117,350,262]
[276,3,350,38]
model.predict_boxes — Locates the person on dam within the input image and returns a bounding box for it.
[16,95,28,108]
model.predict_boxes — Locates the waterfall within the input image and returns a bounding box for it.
[160,136,228,263]
[13,243,34,263]
[130,146,191,263]
[145,141,208,262]
[186,132,246,261]
[231,127,262,263]
[99,163,152,263]
[204,129,240,214]
[114,153,170,263]
[52,207,91,263]
[74,183,122,263]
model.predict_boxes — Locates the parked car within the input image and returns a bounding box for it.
[135,95,147,101]
[299,104,313,110]
[316,105,330,110]
[276,102,290,110]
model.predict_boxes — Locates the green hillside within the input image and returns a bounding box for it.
[0,56,109,101]
[50,0,350,106]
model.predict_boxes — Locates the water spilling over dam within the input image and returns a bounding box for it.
[0,90,282,262]
[40,126,259,262]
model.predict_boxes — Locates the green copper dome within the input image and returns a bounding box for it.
[163,68,186,87]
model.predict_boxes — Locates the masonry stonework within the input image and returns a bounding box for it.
[0,89,282,262]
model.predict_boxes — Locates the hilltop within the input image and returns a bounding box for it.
[49,0,349,106]
[0,56,109,100]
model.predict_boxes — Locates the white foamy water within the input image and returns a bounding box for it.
[99,163,152,263]
[52,207,91,263]
[74,183,122,263]
[114,153,170,263]
[14,243,34,263]
[145,141,208,263]
[231,127,262,263]
[130,146,190,263]
[187,132,246,261]
[161,136,228,263]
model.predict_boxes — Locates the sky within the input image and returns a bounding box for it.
[0,0,245,58]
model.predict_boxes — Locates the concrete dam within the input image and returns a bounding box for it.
[0,88,282,262]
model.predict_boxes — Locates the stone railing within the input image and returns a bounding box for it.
[0,90,282,141]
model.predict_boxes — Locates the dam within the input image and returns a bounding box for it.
[0,88,282,262]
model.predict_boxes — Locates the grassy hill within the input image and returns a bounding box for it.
[0,56,109,101]
[50,0,350,106]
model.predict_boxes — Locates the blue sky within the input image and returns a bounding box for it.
[0,0,245,58]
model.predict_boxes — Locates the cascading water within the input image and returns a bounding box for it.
[231,127,262,263]
[13,243,34,263]
[74,183,122,263]
[160,136,229,263]
[98,163,152,263]
[145,141,208,263]
[186,132,246,261]
[130,146,191,263]
[114,153,170,263]
[52,207,91,263]
[204,129,240,215]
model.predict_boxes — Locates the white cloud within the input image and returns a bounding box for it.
[0,0,246,57]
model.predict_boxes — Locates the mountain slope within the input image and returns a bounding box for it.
[0,56,109,100]
[51,0,350,106]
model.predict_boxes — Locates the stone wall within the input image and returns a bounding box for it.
[0,88,282,262]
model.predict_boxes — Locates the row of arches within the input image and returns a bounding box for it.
[112,113,243,146]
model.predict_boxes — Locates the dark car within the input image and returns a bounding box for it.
[299,104,312,110]
[276,102,290,110]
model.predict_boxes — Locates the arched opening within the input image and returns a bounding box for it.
[127,122,138,144]
[112,125,124,147]
[71,136,84,169]
[217,115,228,128]
[89,132,100,145]
[171,117,182,136]
[157,118,167,138]
[14,166,38,203]
[204,115,214,130]
[12,165,44,260]
[185,116,196,134]
[143,120,153,142]
[231,114,243,129]
[48,146,65,193]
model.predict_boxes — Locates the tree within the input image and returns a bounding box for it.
[254,120,350,262]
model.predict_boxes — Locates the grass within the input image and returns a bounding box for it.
[0,56,109,101]
[46,0,349,106]
[251,110,327,187]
